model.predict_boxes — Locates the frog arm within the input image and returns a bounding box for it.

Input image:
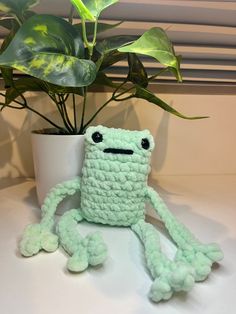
[146,186,199,249]
[20,177,81,257]
[146,186,223,281]
[40,177,81,230]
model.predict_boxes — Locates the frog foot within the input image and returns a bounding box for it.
[67,247,88,272]
[149,262,195,303]
[175,243,223,281]
[67,232,108,273]
[86,232,108,266]
[20,224,59,257]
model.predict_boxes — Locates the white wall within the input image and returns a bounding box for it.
[0,90,235,188]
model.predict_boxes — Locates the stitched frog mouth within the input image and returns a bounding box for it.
[103,148,134,155]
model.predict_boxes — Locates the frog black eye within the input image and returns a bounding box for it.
[92,131,103,143]
[141,138,150,150]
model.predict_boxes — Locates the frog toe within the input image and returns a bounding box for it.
[149,278,173,302]
[202,243,224,263]
[41,230,59,252]
[149,262,195,303]
[20,237,41,257]
[86,232,108,266]
[67,250,89,273]
[168,262,195,291]
[20,224,42,257]
[175,245,223,281]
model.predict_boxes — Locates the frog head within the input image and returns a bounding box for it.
[85,125,155,164]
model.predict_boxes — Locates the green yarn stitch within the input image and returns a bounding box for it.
[20,125,223,303]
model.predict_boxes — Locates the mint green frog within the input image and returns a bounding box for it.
[20,126,223,302]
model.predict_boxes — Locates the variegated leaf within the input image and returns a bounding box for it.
[0,14,97,87]
[118,27,182,82]
[71,0,119,21]
[96,35,137,54]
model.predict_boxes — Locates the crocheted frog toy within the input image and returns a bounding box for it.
[20,126,223,302]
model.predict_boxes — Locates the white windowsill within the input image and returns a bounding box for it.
[0,175,235,314]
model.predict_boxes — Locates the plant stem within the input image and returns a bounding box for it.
[18,91,65,130]
[49,93,72,133]
[6,95,63,130]
[25,105,65,131]
[68,5,75,24]
[111,68,169,103]
[1,103,24,110]
[83,81,137,131]
[113,94,134,102]
[64,93,70,102]
[72,93,77,133]
[81,18,98,58]
[58,94,74,133]
[148,68,169,81]
[79,88,87,133]
[0,93,23,109]
[81,19,90,50]
[112,79,128,98]
[82,95,114,131]
[77,18,100,132]
[92,19,98,47]
[2,96,64,130]
[115,85,135,99]
[83,68,168,129]
[88,19,98,58]
[14,14,23,26]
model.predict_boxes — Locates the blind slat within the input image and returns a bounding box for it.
[0,0,235,84]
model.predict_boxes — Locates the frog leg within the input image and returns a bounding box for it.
[131,220,195,302]
[146,187,223,281]
[20,177,81,257]
[57,209,108,272]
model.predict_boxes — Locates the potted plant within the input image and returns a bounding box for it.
[0,0,204,208]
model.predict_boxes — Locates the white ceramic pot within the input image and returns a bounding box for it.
[31,130,85,214]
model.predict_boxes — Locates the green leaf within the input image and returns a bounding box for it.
[0,14,97,87]
[118,27,182,82]
[0,19,18,53]
[99,51,127,70]
[1,67,13,87]
[4,77,43,105]
[71,0,119,21]
[92,71,118,88]
[0,0,39,15]
[168,55,182,82]
[0,18,17,30]
[96,35,137,54]
[73,21,122,37]
[4,77,85,105]
[9,53,96,87]
[46,84,85,96]
[70,0,95,21]
[128,53,148,88]
[0,19,18,88]
[0,11,35,30]
[23,10,35,19]
[95,36,137,71]
[135,86,208,120]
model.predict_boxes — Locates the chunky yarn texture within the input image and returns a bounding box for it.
[20,125,223,303]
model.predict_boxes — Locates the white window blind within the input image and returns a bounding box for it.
[0,0,236,88]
